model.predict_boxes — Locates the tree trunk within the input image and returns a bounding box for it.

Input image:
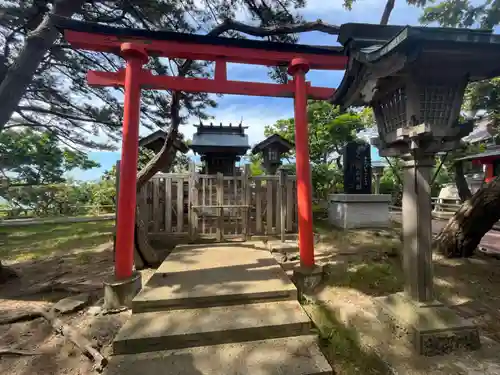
[380,0,395,25]
[136,129,178,190]
[0,0,86,132]
[131,128,180,268]
[454,160,473,201]
[435,176,500,258]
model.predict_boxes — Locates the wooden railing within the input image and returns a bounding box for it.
[390,198,462,219]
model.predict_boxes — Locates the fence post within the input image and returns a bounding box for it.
[242,164,250,241]
[189,162,198,242]
[216,172,224,242]
[278,168,287,243]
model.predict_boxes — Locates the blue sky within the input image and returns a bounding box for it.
[70,0,424,181]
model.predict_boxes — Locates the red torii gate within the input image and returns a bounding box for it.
[55,18,347,280]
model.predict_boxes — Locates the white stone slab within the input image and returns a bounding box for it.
[328,193,391,229]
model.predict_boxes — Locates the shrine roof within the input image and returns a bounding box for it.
[332,23,500,107]
[455,146,500,162]
[139,130,189,154]
[191,133,250,150]
[251,134,294,154]
[53,17,343,57]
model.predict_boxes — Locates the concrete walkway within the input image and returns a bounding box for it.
[391,213,500,255]
[105,243,332,375]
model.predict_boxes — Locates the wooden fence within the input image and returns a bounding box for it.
[137,166,298,243]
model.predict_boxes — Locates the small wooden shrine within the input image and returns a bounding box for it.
[251,134,293,174]
[190,122,250,175]
[139,130,189,172]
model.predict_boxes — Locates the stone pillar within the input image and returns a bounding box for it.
[401,153,434,303]
[373,172,382,194]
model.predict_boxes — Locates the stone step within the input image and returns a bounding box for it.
[132,245,297,313]
[105,335,333,375]
[114,300,312,355]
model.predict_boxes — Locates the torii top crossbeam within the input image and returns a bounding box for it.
[54,17,345,69]
[54,17,346,281]
[54,17,346,99]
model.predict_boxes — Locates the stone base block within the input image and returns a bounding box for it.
[375,292,481,356]
[104,272,142,310]
[292,265,323,299]
[268,241,299,253]
[328,193,391,229]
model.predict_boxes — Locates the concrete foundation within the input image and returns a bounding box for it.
[104,272,142,310]
[375,292,481,356]
[328,193,391,229]
[293,265,323,298]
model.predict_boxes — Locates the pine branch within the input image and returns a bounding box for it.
[210,18,340,37]
[17,105,117,127]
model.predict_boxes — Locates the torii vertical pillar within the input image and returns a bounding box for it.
[114,43,148,280]
[288,58,315,268]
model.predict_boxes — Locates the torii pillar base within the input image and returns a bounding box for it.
[104,271,142,310]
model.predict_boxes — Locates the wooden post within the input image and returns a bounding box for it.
[202,177,206,236]
[176,178,183,233]
[288,58,315,267]
[153,177,160,233]
[278,168,286,242]
[242,164,250,241]
[165,177,172,233]
[114,45,148,280]
[216,172,224,241]
[286,177,294,233]
[189,162,198,241]
[255,179,262,234]
[266,178,273,235]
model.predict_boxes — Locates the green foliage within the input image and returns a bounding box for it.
[420,0,500,28]
[0,128,98,185]
[248,154,265,176]
[264,101,366,165]
[311,163,344,199]
[264,101,366,199]
[1,162,116,218]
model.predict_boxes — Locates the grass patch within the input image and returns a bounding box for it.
[0,221,115,262]
[307,303,391,375]
[324,260,403,296]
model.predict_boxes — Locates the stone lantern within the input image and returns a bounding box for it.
[371,160,386,194]
[251,134,293,175]
[331,23,500,355]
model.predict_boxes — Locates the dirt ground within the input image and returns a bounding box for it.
[2,219,500,374]
[0,222,155,375]
[305,219,500,375]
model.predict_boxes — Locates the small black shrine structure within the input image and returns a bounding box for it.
[139,130,189,172]
[251,134,293,174]
[190,122,250,175]
[343,140,372,194]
